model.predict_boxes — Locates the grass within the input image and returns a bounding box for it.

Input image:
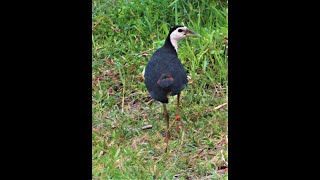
[92,0,228,179]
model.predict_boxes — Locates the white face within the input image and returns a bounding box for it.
[170,26,188,42]
[170,26,188,52]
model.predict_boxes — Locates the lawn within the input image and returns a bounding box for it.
[92,0,228,179]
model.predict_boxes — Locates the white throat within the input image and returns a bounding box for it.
[169,26,187,52]
[170,38,179,52]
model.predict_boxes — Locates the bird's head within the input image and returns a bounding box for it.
[167,25,200,51]
[169,25,200,41]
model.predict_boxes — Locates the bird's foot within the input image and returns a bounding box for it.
[174,115,184,131]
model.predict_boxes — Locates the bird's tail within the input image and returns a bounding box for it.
[157,73,174,88]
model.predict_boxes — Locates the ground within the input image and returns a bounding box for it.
[92,0,228,179]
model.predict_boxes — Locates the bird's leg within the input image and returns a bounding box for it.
[163,103,170,152]
[174,92,184,131]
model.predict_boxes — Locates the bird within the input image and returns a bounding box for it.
[144,25,200,152]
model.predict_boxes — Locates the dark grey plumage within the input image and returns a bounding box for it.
[144,26,188,103]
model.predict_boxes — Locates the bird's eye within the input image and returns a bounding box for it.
[178,29,183,32]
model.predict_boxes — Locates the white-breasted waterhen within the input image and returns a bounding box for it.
[144,25,200,152]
